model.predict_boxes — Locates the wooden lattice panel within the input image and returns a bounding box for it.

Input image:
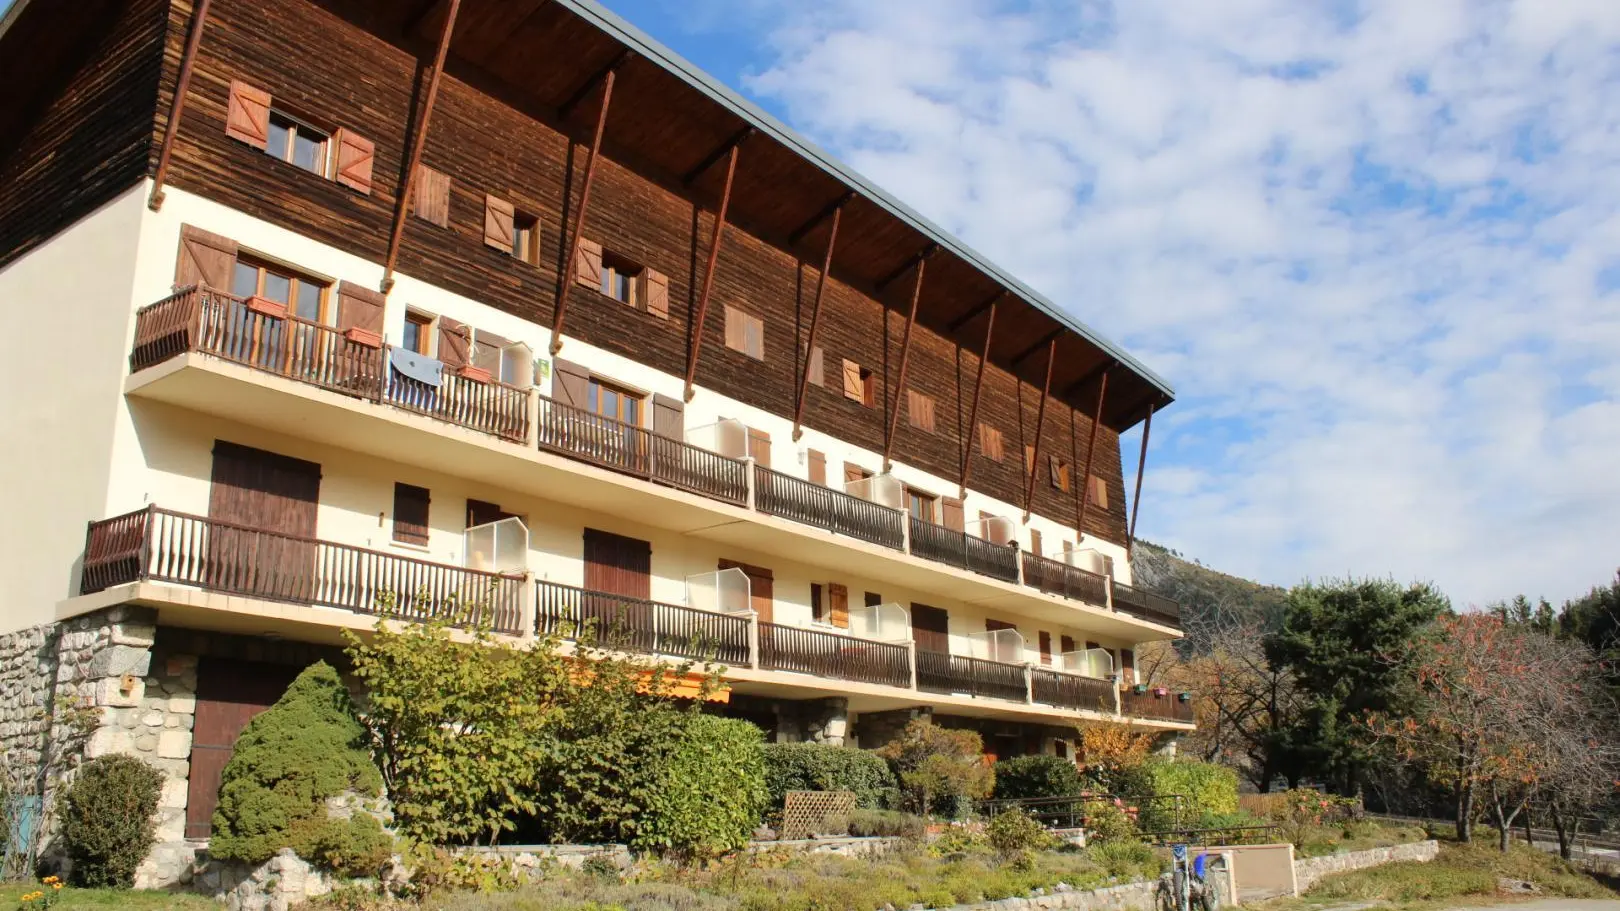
[781,790,856,840]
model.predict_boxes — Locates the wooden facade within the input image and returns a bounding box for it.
[0,0,1171,548]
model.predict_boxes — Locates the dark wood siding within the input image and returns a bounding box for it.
[0,0,167,270]
[911,603,949,654]
[152,0,1130,545]
[583,528,651,600]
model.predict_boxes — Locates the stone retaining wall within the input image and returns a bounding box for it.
[953,880,1158,911]
[1293,839,1439,892]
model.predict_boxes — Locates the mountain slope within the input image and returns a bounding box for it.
[1131,539,1289,652]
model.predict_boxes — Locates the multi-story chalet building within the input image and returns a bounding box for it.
[0,0,1184,880]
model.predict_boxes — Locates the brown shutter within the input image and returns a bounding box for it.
[437,317,470,369]
[1090,475,1109,509]
[805,346,824,386]
[392,482,430,545]
[807,449,826,485]
[828,582,849,629]
[1060,635,1076,654]
[332,129,375,193]
[810,582,825,623]
[175,225,238,290]
[574,238,603,288]
[1029,528,1042,556]
[723,305,743,352]
[224,81,270,147]
[652,393,684,438]
[941,496,964,532]
[1025,445,1037,477]
[1038,631,1052,665]
[552,359,590,409]
[335,281,385,334]
[842,359,863,401]
[483,195,515,252]
[747,426,771,468]
[640,268,669,319]
[744,313,764,359]
[1121,648,1136,685]
[908,390,935,432]
[413,165,451,227]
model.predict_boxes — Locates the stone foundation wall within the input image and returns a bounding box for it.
[1293,839,1439,892]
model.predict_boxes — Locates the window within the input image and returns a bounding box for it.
[1030,528,1043,556]
[865,591,882,608]
[588,377,642,426]
[266,110,329,176]
[1050,456,1072,492]
[842,359,876,407]
[906,487,937,523]
[512,211,541,266]
[392,483,430,546]
[724,305,764,360]
[230,256,329,322]
[601,252,642,306]
[1087,474,1109,509]
[402,312,432,354]
[978,424,1005,461]
[811,582,826,624]
[844,462,872,488]
[907,390,936,433]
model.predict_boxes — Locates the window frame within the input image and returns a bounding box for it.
[599,251,643,307]
[265,109,331,177]
[905,486,938,524]
[512,210,541,266]
[587,376,645,426]
[231,255,331,323]
[401,311,434,355]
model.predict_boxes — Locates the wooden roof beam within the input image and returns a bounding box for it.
[1021,339,1058,521]
[1075,366,1110,543]
[682,125,755,185]
[559,49,631,119]
[788,190,858,245]
[957,296,1000,497]
[683,143,741,400]
[792,200,845,441]
[1010,327,1064,367]
[947,291,1005,333]
[1126,399,1159,561]
[1061,360,1115,398]
[550,67,617,353]
[148,0,212,211]
[875,244,939,293]
[882,255,930,471]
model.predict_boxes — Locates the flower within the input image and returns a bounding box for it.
[52,883,62,889]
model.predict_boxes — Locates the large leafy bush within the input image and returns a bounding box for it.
[763,743,898,809]
[209,661,391,875]
[877,720,993,816]
[59,753,163,887]
[635,715,769,860]
[1137,759,1239,832]
[992,755,1083,801]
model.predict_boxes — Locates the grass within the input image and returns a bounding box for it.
[1263,838,1617,911]
[0,882,218,909]
[1292,820,1430,859]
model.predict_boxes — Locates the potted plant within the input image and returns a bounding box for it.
[246,295,288,319]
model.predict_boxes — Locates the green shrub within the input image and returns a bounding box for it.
[987,809,1055,857]
[634,715,768,860]
[1136,760,1237,832]
[60,753,164,887]
[1080,798,1138,843]
[928,824,989,857]
[992,755,1083,801]
[209,662,389,875]
[762,743,898,809]
[847,808,926,838]
[877,720,994,816]
[1085,839,1160,880]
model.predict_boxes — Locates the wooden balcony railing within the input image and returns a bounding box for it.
[1120,687,1196,723]
[383,364,530,443]
[79,506,525,633]
[907,516,1020,582]
[916,651,1029,702]
[1031,668,1117,713]
[752,466,906,551]
[758,622,911,689]
[1021,551,1110,607]
[1111,582,1182,628]
[533,579,751,666]
[534,395,749,507]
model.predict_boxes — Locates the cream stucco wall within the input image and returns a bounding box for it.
[0,185,148,630]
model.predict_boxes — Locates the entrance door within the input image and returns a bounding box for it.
[207,441,321,602]
[582,529,652,645]
[718,560,773,623]
[185,658,305,838]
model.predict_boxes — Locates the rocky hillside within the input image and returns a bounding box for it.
[1130,539,1288,653]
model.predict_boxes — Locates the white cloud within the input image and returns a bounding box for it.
[730,0,1620,606]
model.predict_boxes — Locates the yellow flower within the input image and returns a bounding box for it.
[52,882,63,889]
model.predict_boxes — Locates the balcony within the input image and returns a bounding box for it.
[1031,667,1116,713]
[1119,687,1196,723]
[758,622,912,689]
[533,579,751,666]
[916,651,1030,702]
[126,288,1180,636]
[80,506,527,634]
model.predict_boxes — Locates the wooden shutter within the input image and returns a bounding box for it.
[640,268,669,319]
[1038,631,1052,665]
[1050,457,1070,491]
[747,426,771,468]
[828,582,849,629]
[1121,648,1136,685]
[1025,445,1036,477]
[1089,475,1109,509]
[744,313,764,359]
[551,358,590,409]
[979,424,1003,461]
[910,603,950,654]
[335,280,385,334]
[908,390,935,432]
[986,619,1016,633]
[437,317,470,368]
[842,359,864,401]
[807,449,826,485]
[574,238,603,288]
[483,195,515,252]
[584,528,652,600]
[941,496,964,532]
[723,305,744,352]
[175,225,238,290]
[392,482,430,545]
[224,80,270,147]
[844,462,869,487]
[810,582,825,623]
[331,128,374,193]
[652,393,684,438]
[720,559,774,624]
[413,165,451,227]
[1029,528,1043,556]
[1061,635,1077,654]
[805,346,824,386]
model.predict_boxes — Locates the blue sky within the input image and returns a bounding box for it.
[597,0,1620,607]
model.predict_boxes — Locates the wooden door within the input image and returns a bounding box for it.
[185,658,305,838]
[582,529,652,643]
[911,603,950,654]
[718,560,773,623]
[207,441,321,601]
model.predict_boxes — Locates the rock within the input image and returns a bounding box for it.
[157,729,192,759]
[88,645,152,679]
[1498,878,1540,894]
[753,825,777,841]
